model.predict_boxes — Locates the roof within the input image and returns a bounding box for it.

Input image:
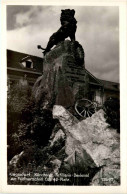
[85,69,103,86]
[99,79,119,91]
[7,49,43,73]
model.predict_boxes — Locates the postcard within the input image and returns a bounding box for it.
[0,0,127,193]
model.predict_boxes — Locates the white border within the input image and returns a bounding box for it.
[0,0,127,193]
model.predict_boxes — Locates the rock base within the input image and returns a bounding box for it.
[32,40,89,109]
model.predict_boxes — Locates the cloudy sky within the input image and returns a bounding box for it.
[7,5,119,82]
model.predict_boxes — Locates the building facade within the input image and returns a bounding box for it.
[7,49,43,89]
[7,49,119,104]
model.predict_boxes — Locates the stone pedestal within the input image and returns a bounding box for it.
[33,40,89,109]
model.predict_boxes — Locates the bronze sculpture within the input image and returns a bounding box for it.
[38,9,77,55]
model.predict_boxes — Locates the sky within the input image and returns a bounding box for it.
[7,5,119,82]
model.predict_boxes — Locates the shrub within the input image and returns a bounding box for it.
[7,83,56,161]
[103,97,120,132]
[7,84,32,160]
[19,104,56,147]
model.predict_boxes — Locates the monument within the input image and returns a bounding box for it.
[35,9,89,111]
[8,9,120,186]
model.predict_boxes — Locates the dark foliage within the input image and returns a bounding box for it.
[104,97,120,133]
[7,83,56,161]
[7,84,31,160]
[7,84,31,138]
[19,103,56,147]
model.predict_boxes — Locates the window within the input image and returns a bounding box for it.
[26,61,32,68]
[89,91,95,101]
[21,56,33,68]
[113,84,119,89]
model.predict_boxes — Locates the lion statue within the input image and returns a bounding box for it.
[38,9,77,55]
